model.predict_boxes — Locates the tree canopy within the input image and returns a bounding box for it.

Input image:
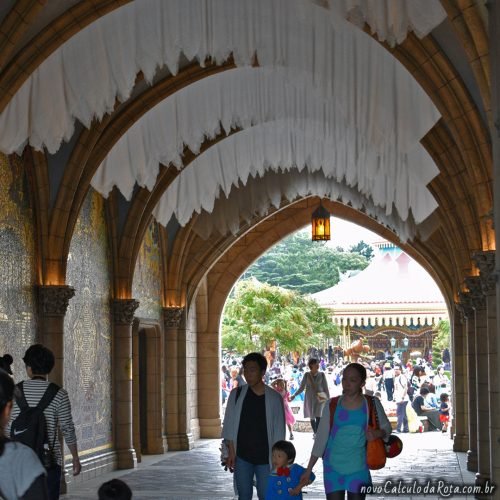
[222,279,339,353]
[432,319,450,367]
[243,229,372,294]
[349,240,375,260]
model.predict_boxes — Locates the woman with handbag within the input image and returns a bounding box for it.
[292,363,392,499]
[290,358,329,435]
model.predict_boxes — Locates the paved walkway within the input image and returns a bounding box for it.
[63,430,483,500]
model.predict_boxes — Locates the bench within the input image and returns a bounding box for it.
[388,415,428,432]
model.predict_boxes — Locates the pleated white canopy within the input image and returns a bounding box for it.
[0,0,447,240]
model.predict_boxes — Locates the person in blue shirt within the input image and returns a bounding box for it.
[265,440,314,500]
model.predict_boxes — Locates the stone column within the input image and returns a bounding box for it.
[474,251,500,488]
[38,285,75,385]
[163,306,194,450]
[458,291,478,471]
[112,299,139,469]
[489,1,500,493]
[198,311,223,438]
[38,285,75,494]
[466,277,490,487]
[452,304,468,452]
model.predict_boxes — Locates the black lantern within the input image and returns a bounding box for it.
[311,203,331,241]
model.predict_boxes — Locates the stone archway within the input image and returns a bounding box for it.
[185,197,462,444]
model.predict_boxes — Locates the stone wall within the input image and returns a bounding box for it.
[0,153,37,380]
[187,303,199,440]
[132,222,162,320]
[64,189,113,457]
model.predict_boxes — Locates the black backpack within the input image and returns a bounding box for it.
[10,381,59,465]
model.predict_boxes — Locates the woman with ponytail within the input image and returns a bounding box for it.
[0,369,48,499]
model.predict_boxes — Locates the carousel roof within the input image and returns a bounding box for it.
[311,244,447,310]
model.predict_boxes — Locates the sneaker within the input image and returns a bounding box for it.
[290,433,294,440]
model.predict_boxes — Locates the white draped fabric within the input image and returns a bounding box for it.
[0,0,445,155]
[190,169,418,243]
[152,121,435,239]
[0,0,445,241]
[331,0,446,46]
[92,67,440,226]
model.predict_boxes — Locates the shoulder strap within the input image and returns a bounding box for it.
[365,395,379,429]
[36,383,60,412]
[328,396,340,430]
[15,381,29,410]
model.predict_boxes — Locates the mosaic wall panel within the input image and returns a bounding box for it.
[64,189,112,454]
[0,153,37,381]
[132,222,162,320]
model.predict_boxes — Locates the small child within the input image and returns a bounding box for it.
[265,440,315,500]
[98,479,132,500]
[272,378,295,440]
[439,393,450,433]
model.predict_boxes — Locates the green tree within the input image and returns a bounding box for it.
[349,240,375,260]
[221,278,339,354]
[432,319,450,366]
[245,230,370,294]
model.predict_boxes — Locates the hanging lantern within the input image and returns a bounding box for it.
[311,203,331,241]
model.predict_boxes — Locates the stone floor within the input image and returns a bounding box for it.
[63,430,486,500]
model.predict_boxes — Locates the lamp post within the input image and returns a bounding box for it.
[403,337,409,349]
[390,337,396,349]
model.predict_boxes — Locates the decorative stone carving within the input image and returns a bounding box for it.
[163,306,185,328]
[456,293,474,322]
[111,299,139,325]
[38,285,75,316]
[472,251,496,295]
[464,276,485,310]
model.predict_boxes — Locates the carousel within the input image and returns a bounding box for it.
[311,241,449,364]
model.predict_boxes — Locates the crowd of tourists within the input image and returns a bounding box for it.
[222,350,451,430]
[221,350,452,499]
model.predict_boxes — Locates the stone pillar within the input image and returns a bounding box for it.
[452,304,468,452]
[112,299,139,469]
[474,251,500,489]
[38,285,75,386]
[163,306,194,450]
[459,291,478,471]
[38,285,75,493]
[466,277,490,487]
[489,1,500,494]
[198,312,223,438]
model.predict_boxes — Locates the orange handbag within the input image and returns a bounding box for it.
[366,396,387,470]
[366,436,386,470]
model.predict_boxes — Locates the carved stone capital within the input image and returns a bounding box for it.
[455,295,473,322]
[38,285,75,316]
[464,276,485,310]
[472,251,496,295]
[111,299,139,325]
[163,306,185,328]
